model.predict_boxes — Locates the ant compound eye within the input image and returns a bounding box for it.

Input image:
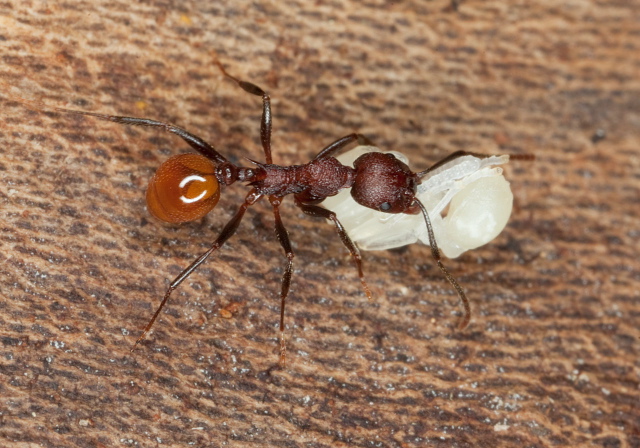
[379,202,392,211]
[146,154,220,223]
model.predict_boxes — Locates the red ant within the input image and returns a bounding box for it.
[6,65,518,365]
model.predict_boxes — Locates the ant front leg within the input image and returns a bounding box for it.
[269,196,295,367]
[312,134,373,160]
[295,199,372,301]
[131,189,262,351]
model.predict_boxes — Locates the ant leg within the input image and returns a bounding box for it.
[72,112,229,165]
[215,61,273,163]
[260,94,273,163]
[417,150,535,177]
[313,133,372,160]
[269,196,295,366]
[131,189,263,351]
[414,199,470,329]
[295,200,373,301]
[4,94,230,165]
[214,62,377,165]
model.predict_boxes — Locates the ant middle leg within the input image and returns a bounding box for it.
[295,199,372,301]
[214,61,376,164]
[215,61,273,163]
[269,196,295,366]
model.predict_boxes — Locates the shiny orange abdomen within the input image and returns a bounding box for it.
[146,154,220,223]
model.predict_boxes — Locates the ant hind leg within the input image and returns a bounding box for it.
[131,189,262,351]
[2,93,229,164]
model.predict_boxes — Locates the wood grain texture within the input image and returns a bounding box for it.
[1,1,639,447]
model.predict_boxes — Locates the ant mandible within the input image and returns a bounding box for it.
[9,64,491,365]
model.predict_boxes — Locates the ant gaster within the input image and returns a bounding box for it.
[9,64,481,365]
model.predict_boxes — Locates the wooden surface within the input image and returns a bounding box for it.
[1,1,639,447]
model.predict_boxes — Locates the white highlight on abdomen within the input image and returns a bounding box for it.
[179,175,208,204]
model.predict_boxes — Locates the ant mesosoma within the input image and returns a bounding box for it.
[6,65,528,365]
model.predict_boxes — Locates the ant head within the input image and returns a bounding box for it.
[351,152,418,214]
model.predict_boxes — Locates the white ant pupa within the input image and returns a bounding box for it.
[320,145,516,258]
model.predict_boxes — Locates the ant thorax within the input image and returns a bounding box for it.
[320,146,513,258]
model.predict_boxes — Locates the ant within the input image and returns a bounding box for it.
[5,64,526,365]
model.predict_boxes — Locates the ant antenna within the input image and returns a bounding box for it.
[416,150,535,177]
[414,199,471,329]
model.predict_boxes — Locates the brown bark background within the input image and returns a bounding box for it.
[1,1,639,447]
